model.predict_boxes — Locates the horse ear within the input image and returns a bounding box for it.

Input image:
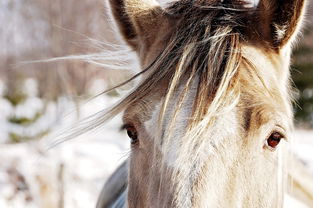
[108,0,164,49]
[247,0,307,48]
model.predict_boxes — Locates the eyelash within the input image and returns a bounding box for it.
[264,130,285,151]
[122,124,139,145]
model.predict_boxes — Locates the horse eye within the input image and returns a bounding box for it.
[125,125,138,145]
[267,132,283,149]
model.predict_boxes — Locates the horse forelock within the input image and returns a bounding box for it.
[134,3,246,206]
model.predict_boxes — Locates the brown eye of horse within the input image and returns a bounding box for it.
[125,125,138,145]
[267,132,283,149]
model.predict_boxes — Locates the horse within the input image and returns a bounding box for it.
[95,0,307,207]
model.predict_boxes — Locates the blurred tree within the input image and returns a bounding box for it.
[292,4,313,127]
[0,0,122,100]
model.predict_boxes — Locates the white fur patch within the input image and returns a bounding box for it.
[157,0,178,8]
[274,23,287,41]
[240,0,259,8]
[143,84,195,167]
[143,80,238,168]
[144,100,162,140]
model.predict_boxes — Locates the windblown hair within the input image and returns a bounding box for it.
[61,0,249,150]
[102,1,245,124]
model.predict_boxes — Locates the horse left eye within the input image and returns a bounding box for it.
[267,132,283,149]
[125,125,138,145]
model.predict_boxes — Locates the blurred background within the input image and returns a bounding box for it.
[0,0,312,208]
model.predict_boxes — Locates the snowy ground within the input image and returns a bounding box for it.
[0,79,312,208]
[0,79,130,208]
[293,129,313,173]
[0,118,129,208]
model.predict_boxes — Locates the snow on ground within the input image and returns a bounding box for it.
[0,124,129,208]
[293,129,313,173]
[0,79,312,208]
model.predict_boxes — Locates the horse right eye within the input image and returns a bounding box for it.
[266,132,284,149]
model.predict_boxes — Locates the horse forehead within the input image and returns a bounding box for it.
[143,98,240,167]
[123,88,166,124]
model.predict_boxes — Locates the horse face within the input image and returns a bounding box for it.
[109,0,306,207]
[122,46,292,207]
